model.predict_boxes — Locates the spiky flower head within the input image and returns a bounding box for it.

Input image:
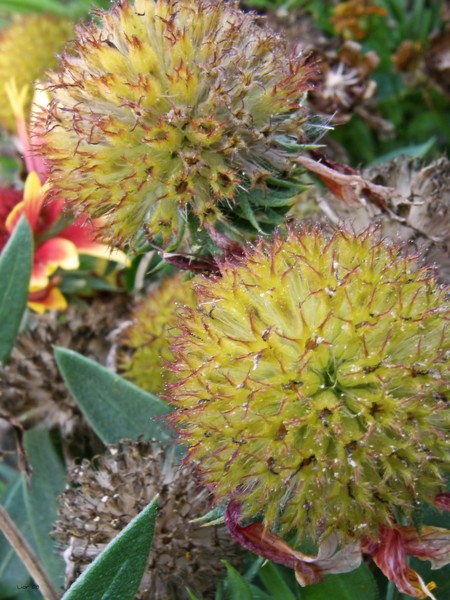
[169,227,449,544]
[55,439,243,599]
[119,274,196,393]
[39,0,315,249]
[0,14,73,131]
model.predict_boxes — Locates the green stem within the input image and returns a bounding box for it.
[386,580,400,600]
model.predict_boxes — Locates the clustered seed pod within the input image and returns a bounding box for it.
[331,0,388,40]
[55,440,243,599]
[119,274,197,393]
[308,40,379,124]
[169,227,449,544]
[39,0,315,249]
[0,14,73,131]
[0,296,129,436]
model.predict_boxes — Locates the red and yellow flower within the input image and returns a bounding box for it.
[2,171,126,313]
[0,81,127,312]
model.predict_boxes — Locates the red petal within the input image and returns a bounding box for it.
[6,172,44,233]
[23,173,48,231]
[30,261,52,291]
[42,196,65,226]
[31,238,79,290]
[399,525,450,570]
[224,501,361,587]
[62,220,129,264]
[28,285,67,313]
[434,493,450,513]
[364,526,438,599]
[0,187,22,252]
[4,200,26,234]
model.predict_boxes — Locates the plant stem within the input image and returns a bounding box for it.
[0,505,59,600]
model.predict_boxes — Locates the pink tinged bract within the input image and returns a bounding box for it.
[363,524,450,599]
[434,493,450,513]
[224,501,362,586]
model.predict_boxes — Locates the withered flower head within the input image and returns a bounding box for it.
[320,157,450,282]
[331,0,388,40]
[169,227,449,544]
[0,14,73,131]
[265,14,383,130]
[0,296,129,435]
[39,0,315,249]
[55,439,243,599]
[119,274,197,394]
[309,41,379,124]
[426,29,450,99]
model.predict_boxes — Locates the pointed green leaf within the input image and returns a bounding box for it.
[248,586,273,600]
[222,561,253,600]
[236,194,264,233]
[368,137,436,166]
[23,428,66,591]
[258,562,298,600]
[62,496,159,600]
[0,216,32,365]
[54,347,172,444]
[300,563,379,600]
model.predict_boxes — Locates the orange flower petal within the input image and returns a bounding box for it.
[30,261,52,291]
[62,220,130,265]
[28,285,67,313]
[22,172,47,231]
[5,200,26,233]
[33,237,79,284]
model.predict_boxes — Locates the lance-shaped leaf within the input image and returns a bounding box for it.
[62,496,158,600]
[0,216,32,365]
[258,562,299,600]
[54,347,172,444]
[222,561,253,600]
[23,428,66,591]
[300,564,378,600]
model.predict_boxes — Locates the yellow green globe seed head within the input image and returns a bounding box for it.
[169,227,449,544]
[119,274,196,393]
[0,14,73,131]
[39,0,314,248]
